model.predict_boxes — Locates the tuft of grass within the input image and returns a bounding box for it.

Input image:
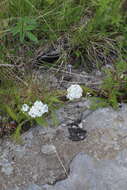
[70,0,126,71]
[87,60,127,110]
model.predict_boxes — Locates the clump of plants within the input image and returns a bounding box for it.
[83,60,127,110]
[0,63,85,140]
[70,0,126,71]
[0,73,65,140]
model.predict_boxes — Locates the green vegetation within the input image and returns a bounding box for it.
[0,0,127,138]
[83,60,127,110]
[0,75,64,140]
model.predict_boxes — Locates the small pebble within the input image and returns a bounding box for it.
[79,123,83,128]
[1,163,14,175]
[41,144,56,155]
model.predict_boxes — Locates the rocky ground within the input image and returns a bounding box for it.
[1,98,127,190]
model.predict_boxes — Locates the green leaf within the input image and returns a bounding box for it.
[11,27,20,35]
[35,117,48,126]
[20,30,25,42]
[26,31,38,43]
[48,96,62,105]
[24,25,36,31]
[90,97,109,110]
[5,105,17,121]
[46,0,55,4]
[108,90,119,109]
[51,111,60,126]
[12,120,29,143]
[12,123,22,143]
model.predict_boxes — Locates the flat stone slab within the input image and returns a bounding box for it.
[42,151,127,190]
[1,101,127,190]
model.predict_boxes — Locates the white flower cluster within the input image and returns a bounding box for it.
[66,84,83,100]
[21,85,83,118]
[21,101,48,118]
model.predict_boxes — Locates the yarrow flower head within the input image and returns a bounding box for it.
[21,104,29,112]
[28,101,48,118]
[66,84,83,100]
[21,101,48,118]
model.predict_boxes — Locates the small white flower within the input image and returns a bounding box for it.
[28,100,48,118]
[120,74,124,79]
[21,104,29,112]
[33,100,44,108]
[28,106,37,118]
[86,92,92,97]
[66,84,83,100]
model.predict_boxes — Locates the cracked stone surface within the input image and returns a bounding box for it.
[1,100,127,190]
[42,151,127,190]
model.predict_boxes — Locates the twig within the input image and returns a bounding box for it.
[14,75,28,87]
[0,64,15,67]
[49,137,68,177]
[39,66,92,79]
[55,149,68,177]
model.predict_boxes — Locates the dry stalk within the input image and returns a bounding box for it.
[49,137,68,177]
[0,64,28,87]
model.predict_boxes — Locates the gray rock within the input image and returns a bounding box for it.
[2,104,127,189]
[13,145,26,159]
[83,105,127,132]
[22,131,34,141]
[116,149,127,167]
[8,187,19,190]
[42,152,127,190]
[41,144,56,155]
[1,162,14,175]
[24,184,42,190]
